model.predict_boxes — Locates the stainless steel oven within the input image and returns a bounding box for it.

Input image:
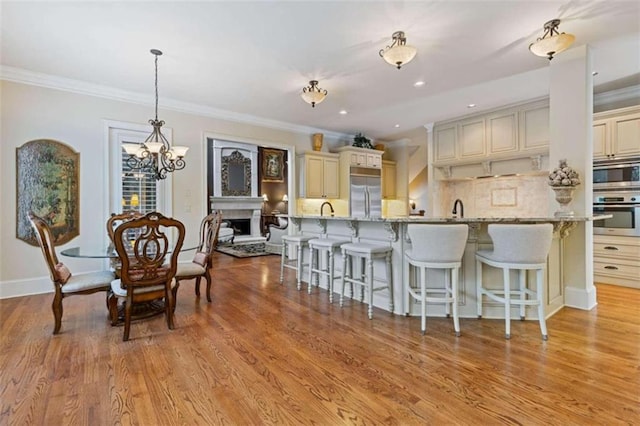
[593,159,640,190]
[593,191,640,237]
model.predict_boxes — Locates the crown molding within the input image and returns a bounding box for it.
[594,84,640,107]
[0,65,348,140]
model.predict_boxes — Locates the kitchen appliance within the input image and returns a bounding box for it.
[593,159,640,190]
[349,167,382,218]
[593,191,640,237]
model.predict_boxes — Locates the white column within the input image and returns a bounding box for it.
[424,123,436,216]
[549,45,596,310]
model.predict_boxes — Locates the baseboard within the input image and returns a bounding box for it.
[0,276,52,299]
[564,285,598,310]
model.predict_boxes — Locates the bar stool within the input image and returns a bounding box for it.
[405,224,469,336]
[280,234,314,290]
[340,242,394,319]
[307,237,351,302]
[476,223,553,340]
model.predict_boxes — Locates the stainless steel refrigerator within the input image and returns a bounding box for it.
[350,168,382,218]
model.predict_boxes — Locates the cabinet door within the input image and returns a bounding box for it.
[382,162,396,199]
[366,152,382,169]
[519,105,549,151]
[323,157,340,198]
[612,112,640,158]
[592,120,609,159]
[434,125,457,162]
[305,156,326,198]
[488,112,518,155]
[458,118,486,159]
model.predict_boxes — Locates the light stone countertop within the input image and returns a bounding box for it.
[289,215,606,223]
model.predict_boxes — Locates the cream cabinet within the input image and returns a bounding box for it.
[334,146,382,169]
[593,106,640,160]
[593,234,640,289]
[433,99,549,168]
[297,152,339,199]
[381,160,397,199]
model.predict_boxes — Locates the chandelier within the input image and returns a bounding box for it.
[529,19,575,60]
[379,31,417,69]
[301,80,327,107]
[122,49,188,180]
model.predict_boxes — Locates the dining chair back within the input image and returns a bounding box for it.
[175,210,223,302]
[106,211,144,273]
[108,212,185,341]
[28,212,114,334]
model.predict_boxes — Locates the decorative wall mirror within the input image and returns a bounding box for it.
[221,150,251,196]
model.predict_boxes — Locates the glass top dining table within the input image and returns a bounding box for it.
[60,244,197,259]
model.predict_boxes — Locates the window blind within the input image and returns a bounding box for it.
[121,145,157,214]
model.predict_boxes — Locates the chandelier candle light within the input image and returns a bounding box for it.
[529,19,575,60]
[548,159,581,217]
[122,49,189,180]
[379,31,417,69]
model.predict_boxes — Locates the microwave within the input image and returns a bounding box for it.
[593,160,640,190]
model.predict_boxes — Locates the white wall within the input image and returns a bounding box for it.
[0,80,328,297]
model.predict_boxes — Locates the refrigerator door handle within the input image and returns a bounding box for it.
[365,188,370,217]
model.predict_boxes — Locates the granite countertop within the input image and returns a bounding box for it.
[289,215,607,223]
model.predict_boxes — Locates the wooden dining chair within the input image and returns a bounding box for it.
[108,212,185,341]
[175,211,223,302]
[106,211,144,274]
[28,212,115,335]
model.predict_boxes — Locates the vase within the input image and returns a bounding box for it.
[312,133,323,151]
[552,186,576,217]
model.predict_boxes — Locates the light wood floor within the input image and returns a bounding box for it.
[1,253,638,425]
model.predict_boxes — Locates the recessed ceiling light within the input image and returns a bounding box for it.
[394,124,400,128]
[339,110,348,115]
[467,103,476,108]
[592,71,599,76]
[414,80,425,87]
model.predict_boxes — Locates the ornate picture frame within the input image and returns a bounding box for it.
[262,148,284,182]
[16,139,80,246]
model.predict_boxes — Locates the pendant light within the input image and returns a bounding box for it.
[379,31,417,69]
[529,19,575,60]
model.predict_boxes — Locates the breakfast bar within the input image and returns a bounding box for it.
[288,215,599,321]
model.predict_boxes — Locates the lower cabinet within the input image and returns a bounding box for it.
[382,160,396,199]
[593,234,640,288]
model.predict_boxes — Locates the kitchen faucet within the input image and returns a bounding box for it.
[320,201,334,217]
[452,199,464,218]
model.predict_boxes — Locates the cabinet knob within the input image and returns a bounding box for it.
[604,265,619,270]
[603,246,619,250]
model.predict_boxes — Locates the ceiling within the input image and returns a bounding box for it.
[1,1,639,140]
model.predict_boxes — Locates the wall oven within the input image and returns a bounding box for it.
[593,159,640,190]
[593,191,640,237]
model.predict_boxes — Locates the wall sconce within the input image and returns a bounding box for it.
[262,193,269,202]
[409,199,416,210]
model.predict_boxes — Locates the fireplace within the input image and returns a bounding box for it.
[226,219,250,236]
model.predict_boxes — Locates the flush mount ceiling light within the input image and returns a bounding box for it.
[122,49,189,180]
[379,31,417,69]
[529,19,575,60]
[301,80,327,107]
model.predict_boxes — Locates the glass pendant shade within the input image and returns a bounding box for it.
[301,80,328,107]
[529,19,575,60]
[379,31,417,69]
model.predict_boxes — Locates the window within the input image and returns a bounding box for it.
[106,120,172,218]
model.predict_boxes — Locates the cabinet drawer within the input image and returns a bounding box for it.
[593,241,640,259]
[594,260,640,279]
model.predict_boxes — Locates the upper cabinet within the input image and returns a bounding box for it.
[333,146,382,169]
[593,106,640,160]
[297,152,339,199]
[433,99,549,168]
[381,160,397,199]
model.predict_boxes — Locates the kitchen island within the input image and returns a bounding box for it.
[287,215,600,321]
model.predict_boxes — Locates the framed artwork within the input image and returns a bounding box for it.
[16,139,80,246]
[262,149,284,182]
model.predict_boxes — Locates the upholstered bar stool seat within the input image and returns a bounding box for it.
[308,237,351,302]
[280,234,314,290]
[340,242,394,319]
[476,223,553,340]
[405,224,469,336]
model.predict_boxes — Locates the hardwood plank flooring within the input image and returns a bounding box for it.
[1,253,638,425]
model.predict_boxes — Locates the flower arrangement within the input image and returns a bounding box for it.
[352,133,374,149]
[548,159,580,187]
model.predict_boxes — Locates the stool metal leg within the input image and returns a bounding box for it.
[537,269,549,340]
[503,268,511,339]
